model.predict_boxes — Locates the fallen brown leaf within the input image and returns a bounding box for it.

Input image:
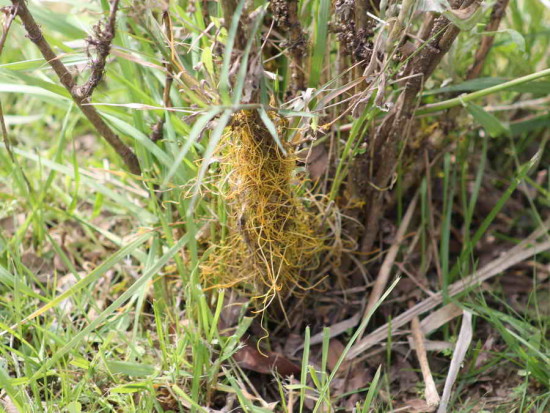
[399,398,437,412]
[233,344,300,376]
[327,339,346,372]
[305,144,329,180]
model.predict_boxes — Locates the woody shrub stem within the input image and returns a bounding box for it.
[11,0,141,175]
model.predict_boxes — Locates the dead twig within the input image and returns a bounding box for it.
[362,192,419,327]
[346,235,550,359]
[73,0,120,99]
[419,303,463,335]
[467,0,511,80]
[436,311,473,413]
[411,314,440,408]
[11,0,141,175]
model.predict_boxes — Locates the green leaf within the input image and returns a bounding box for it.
[101,113,176,171]
[258,107,287,156]
[190,110,232,210]
[510,112,550,136]
[442,3,485,31]
[0,366,25,412]
[309,0,330,88]
[219,0,246,104]
[312,278,400,413]
[4,145,156,223]
[0,78,70,100]
[220,316,253,361]
[28,232,190,383]
[425,78,550,95]
[66,401,82,413]
[0,56,88,72]
[8,233,151,330]
[201,46,215,78]
[361,364,382,413]
[110,382,149,394]
[503,29,526,53]
[0,265,43,299]
[466,103,510,137]
[163,108,220,185]
[106,361,156,377]
[32,6,88,39]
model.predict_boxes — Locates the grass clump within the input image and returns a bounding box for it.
[203,110,323,309]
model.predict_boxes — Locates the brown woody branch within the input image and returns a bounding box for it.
[354,0,368,39]
[11,0,141,175]
[359,1,478,254]
[467,0,510,80]
[73,0,120,99]
[271,0,307,93]
[394,0,511,222]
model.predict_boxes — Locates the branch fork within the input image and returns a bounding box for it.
[10,0,141,175]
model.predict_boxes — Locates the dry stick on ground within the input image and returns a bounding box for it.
[437,311,473,413]
[411,313,440,408]
[11,0,141,175]
[363,192,419,323]
[307,229,550,350]
[347,233,550,359]
[305,192,417,349]
[305,192,417,348]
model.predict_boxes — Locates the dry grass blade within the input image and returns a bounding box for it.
[347,238,550,359]
[411,315,440,409]
[298,312,361,350]
[436,311,473,413]
[0,395,19,413]
[420,303,463,335]
[363,193,419,325]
